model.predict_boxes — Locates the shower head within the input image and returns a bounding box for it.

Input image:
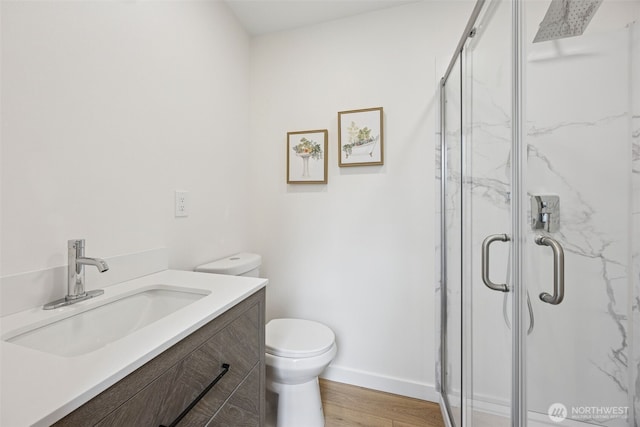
[533,0,603,43]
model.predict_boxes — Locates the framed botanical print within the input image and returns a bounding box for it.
[287,129,328,184]
[338,107,384,167]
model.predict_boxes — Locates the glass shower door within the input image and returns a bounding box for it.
[440,2,638,426]
[462,0,514,425]
[442,53,463,426]
[440,51,462,426]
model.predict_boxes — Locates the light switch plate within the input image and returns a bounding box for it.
[175,191,188,217]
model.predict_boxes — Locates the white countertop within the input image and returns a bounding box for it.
[0,269,267,427]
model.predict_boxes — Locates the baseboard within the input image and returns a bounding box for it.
[320,364,438,402]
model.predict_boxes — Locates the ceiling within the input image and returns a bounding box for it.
[225,0,420,36]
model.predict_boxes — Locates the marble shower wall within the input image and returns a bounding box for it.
[525,26,633,426]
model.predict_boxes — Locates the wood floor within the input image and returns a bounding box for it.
[319,379,445,427]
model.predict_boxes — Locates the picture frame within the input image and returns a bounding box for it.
[287,129,328,184]
[338,107,384,167]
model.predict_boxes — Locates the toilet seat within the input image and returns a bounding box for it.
[266,319,335,358]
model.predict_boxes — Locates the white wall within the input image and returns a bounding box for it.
[1,0,476,401]
[1,0,251,276]
[248,1,473,399]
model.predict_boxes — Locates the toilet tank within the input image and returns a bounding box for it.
[194,253,262,277]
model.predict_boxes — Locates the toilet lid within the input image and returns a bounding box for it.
[266,318,335,358]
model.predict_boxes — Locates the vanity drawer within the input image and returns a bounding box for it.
[204,364,261,427]
[54,288,265,427]
[96,303,260,426]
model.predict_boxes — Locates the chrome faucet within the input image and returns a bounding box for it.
[43,239,109,310]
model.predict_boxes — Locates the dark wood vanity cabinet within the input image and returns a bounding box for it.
[54,288,265,427]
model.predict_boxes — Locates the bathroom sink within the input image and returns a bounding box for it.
[3,286,209,357]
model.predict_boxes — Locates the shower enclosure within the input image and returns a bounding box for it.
[437,0,639,426]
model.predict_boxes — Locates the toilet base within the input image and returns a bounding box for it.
[267,377,325,427]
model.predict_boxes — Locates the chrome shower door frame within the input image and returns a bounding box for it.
[511,0,526,425]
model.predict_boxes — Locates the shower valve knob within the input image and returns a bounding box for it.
[531,195,560,232]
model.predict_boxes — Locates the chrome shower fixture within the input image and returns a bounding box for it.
[533,0,603,43]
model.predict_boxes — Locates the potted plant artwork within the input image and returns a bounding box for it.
[338,107,384,166]
[292,137,323,178]
[342,122,379,159]
[287,130,328,184]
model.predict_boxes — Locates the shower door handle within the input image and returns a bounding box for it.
[481,234,510,292]
[535,235,565,305]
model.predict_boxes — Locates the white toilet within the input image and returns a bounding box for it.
[195,253,337,427]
